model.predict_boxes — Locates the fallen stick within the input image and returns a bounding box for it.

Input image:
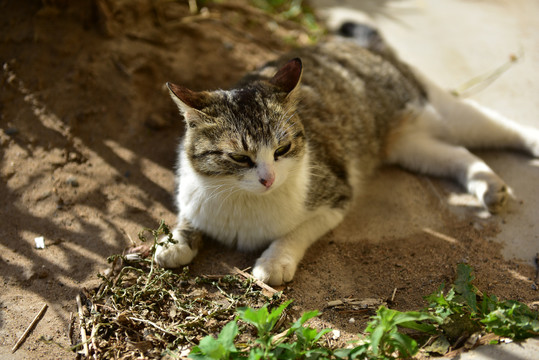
[76,294,89,357]
[12,303,48,353]
[327,298,385,308]
[534,253,539,284]
[391,287,398,302]
[67,312,75,346]
[90,323,98,360]
[232,267,279,297]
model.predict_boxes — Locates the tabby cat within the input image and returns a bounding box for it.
[155,23,539,285]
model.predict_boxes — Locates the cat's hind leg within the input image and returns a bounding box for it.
[421,76,539,156]
[386,131,509,213]
[154,220,202,268]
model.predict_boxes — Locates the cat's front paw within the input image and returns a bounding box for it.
[154,236,197,268]
[252,253,297,286]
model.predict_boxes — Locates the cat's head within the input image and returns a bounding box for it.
[168,58,306,194]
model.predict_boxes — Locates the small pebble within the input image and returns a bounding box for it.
[66,176,79,187]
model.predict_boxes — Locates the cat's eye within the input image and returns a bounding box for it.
[229,153,253,166]
[274,143,291,159]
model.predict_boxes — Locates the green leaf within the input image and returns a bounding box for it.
[392,310,436,326]
[368,322,385,355]
[313,328,332,343]
[389,332,418,357]
[287,310,319,335]
[480,300,539,340]
[247,347,264,360]
[217,321,238,353]
[297,327,319,344]
[267,299,293,329]
[189,336,225,360]
[238,306,270,335]
[454,263,478,313]
[398,320,437,334]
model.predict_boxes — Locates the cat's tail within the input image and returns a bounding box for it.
[337,21,392,57]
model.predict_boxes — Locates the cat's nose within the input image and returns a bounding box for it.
[257,162,275,189]
[259,176,274,188]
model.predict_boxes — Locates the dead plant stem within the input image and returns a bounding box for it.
[11,303,48,353]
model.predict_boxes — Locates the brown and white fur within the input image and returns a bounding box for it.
[154,23,539,285]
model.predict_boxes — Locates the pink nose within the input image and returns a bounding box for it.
[259,176,274,188]
[257,162,275,189]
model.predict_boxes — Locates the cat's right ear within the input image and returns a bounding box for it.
[167,82,212,125]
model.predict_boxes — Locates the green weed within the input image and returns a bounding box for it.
[427,263,539,342]
[190,263,539,359]
[190,299,333,359]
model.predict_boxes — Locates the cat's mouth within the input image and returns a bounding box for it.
[242,181,279,195]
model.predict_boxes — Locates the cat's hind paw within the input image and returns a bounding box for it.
[525,128,539,157]
[253,253,297,286]
[468,171,509,214]
[482,182,509,214]
[154,237,197,268]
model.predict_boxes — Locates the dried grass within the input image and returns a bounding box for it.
[73,222,286,359]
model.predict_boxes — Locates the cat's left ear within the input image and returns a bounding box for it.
[270,58,303,96]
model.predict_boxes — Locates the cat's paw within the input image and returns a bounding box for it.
[525,128,539,157]
[252,253,297,286]
[469,172,509,213]
[154,236,197,268]
[482,182,509,214]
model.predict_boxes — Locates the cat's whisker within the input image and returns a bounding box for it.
[203,183,238,202]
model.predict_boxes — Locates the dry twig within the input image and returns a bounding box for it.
[12,303,48,353]
[232,266,279,297]
[76,294,89,357]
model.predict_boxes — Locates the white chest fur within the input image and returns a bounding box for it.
[176,152,310,250]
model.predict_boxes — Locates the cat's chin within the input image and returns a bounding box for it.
[251,187,275,195]
[241,184,279,195]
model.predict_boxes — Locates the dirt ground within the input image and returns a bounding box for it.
[1,0,538,358]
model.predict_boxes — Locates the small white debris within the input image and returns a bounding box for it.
[332,329,341,340]
[124,253,141,261]
[34,236,45,249]
[349,317,356,324]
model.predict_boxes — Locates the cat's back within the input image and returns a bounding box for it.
[257,39,426,156]
[297,39,424,131]
[251,39,427,208]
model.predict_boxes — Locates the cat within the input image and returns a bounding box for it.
[154,22,539,285]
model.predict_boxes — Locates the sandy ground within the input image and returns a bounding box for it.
[1,0,538,358]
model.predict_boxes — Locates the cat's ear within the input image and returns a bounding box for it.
[167,82,210,112]
[269,58,302,96]
[166,82,214,126]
